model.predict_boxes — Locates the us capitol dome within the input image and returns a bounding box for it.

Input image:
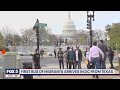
[61,12,77,42]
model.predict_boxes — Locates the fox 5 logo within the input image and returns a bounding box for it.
[5,69,19,74]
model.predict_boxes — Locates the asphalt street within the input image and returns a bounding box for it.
[19,55,119,69]
[19,55,59,69]
[0,55,119,79]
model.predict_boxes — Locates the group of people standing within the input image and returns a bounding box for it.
[57,46,83,69]
[56,40,115,78]
[32,40,115,79]
[84,40,114,78]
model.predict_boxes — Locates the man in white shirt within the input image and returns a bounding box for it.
[89,41,104,78]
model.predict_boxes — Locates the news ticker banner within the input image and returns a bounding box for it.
[5,68,116,77]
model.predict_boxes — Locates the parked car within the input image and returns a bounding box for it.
[29,51,34,56]
[47,51,54,56]
[18,51,34,56]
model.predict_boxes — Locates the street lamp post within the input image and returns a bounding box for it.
[87,11,95,48]
[33,19,47,51]
[33,19,40,51]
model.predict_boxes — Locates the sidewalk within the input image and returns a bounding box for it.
[33,75,120,79]
[33,62,120,79]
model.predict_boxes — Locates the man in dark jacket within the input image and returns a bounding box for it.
[57,48,64,69]
[74,46,82,69]
[33,49,41,69]
[64,47,70,69]
[98,40,108,69]
[67,47,75,69]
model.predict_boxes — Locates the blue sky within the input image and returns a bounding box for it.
[0,11,120,35]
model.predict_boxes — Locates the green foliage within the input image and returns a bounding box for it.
[13,34,22,45]
[118,50,120,53]
[105,23,120,49]
[0,32,6,49]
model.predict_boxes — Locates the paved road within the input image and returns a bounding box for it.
[19,55,58,69]
[19,55,119,69]
[0,55,119,69]
[19,55,120,79]
[0,55,119,79]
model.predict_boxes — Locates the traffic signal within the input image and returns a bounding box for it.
[87,19,91,29]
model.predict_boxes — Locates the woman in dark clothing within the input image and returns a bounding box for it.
[108,47,114,69]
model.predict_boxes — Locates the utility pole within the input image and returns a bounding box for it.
[87,11,95,48]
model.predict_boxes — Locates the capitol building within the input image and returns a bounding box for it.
[58,12,77,44]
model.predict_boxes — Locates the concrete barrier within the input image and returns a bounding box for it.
[0,56,4,79]
[3,54,21,79]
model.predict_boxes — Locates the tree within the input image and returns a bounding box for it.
[0,32,6,49]
[21,27,55,46]
[39,27,50,45]
[47,34,57,45]
[21,28,36,46]
[0,26,15,37]
[92,30,106,42]
[75,30,88,45]
[12,34,22,45]
[0,26,21,46]
[105,23,120,49]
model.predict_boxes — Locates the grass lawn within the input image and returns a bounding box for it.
[6,52,17,55]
